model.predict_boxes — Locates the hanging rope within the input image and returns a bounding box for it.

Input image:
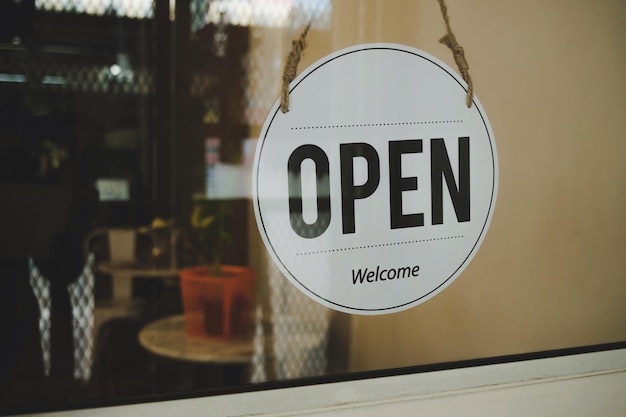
[280,21,312,113]
[437,0,474,107]
[280,3,473,112]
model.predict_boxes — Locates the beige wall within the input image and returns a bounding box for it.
[249,0,626,372]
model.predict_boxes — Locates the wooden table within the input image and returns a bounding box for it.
[138,314,254,364]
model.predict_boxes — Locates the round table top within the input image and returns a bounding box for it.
[138,315,254,364]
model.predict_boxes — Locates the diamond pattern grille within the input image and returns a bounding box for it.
[6,1,156,95]
[267,252,330,380]
[36,0,154,19]
[28,258,53,377]
[243,42,283,126]
[185,0,334,379]
[28,254,97,381]
[0,61,153,95]
[191,0,330,31]
[14,0,335,387]
[67,253,96,382]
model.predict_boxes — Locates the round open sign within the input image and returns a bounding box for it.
[253,43,498,315]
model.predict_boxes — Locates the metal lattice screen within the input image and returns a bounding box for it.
[35,0,154,18]
[0,50,153,95]
[2,0,335,385]
[186,0,333,380]
[1,0,155,95]
[0,0,157,200]
[191,0,331,32]
[188,0,331,127]
[266,255,331,380]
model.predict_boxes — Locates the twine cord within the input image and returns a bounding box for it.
[280,2,473,112]
[281,21,312,113]
[437,0,473,107]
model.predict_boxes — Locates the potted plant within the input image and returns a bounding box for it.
[189,199,230,275]
[179,199,255,339]
[136,217,178,268]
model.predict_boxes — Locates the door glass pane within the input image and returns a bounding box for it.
[0,0,624,414]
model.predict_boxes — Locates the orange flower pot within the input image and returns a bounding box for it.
[179,265,255,339]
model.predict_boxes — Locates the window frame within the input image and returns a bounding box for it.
[14,343,626,416]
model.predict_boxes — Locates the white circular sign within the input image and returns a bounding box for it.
[253,43,498,315]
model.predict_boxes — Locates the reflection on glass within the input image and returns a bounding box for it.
[1,0,626,415]
[36,0,154,19]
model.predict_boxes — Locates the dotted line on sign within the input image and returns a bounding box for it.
[290,120,463,130]
[296,235,464,256]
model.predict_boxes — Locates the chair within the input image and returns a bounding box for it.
[82,228,147,367]
[83,228,140,300]
[28,258,52,377]
[67,253,96,382]
[83,226,179,301]
[28,253,97,382]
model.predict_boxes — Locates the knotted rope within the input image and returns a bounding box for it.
[437,0,473,107]
[280,22,312,113]
[280,1,474,112]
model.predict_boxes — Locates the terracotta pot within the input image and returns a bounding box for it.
[179,265,255,339]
